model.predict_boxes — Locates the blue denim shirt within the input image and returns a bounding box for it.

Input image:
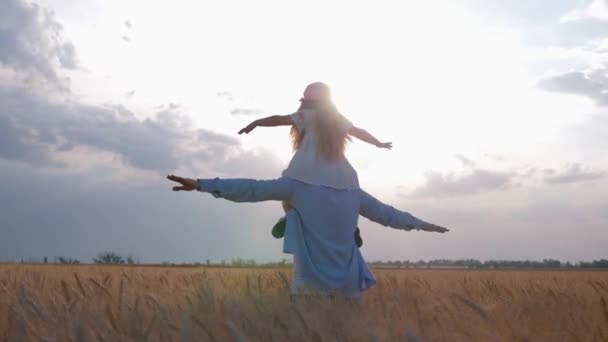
[197,177,427,296]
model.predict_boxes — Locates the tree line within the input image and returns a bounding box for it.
[11,253,608,269]
[367,258,608,269]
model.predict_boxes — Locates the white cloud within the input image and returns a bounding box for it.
[544,163,605,184]
[560,0,608,22]
[410,169,516,198]
[538,68,608,106]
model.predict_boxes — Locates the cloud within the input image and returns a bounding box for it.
[0,0,281,176]
[410,169,516,198]
[122,20,133,42]
[0,82,286,176]
[0,0,77,81]
[125,90,136,98]
[464,0,608,48]
[230,108,262,116]
[538,69,608,106]
[544,163,605,184]
[216,91,263,116]
[405,155,523,198]
[0,0,287,263]
[455,154,476,168]
[216,91,234,101]
[560,0,608,22]
[464,0,583,26]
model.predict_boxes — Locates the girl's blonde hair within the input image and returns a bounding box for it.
[290,98,352,160]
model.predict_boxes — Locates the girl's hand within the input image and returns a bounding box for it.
[378,142,392,150]
[166,175,198,191]
[238,123,257,134]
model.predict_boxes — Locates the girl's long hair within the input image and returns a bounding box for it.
[290,99,352,160]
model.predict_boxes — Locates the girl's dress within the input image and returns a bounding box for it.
[282,109,359,190]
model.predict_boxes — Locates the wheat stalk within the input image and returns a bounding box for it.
[73,273,88,297]
[88,278,112,299]
[225,320,248,342]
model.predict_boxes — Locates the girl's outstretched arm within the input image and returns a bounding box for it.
[348,126,392,149]
[238,115,293,134]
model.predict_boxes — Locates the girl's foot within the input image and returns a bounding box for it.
[272,217,287,238]
[355,227,363,248]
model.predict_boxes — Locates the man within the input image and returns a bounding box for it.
[167,175,448,297]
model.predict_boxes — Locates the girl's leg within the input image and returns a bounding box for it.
[281,200,292,214]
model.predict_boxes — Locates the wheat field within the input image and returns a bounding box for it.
[1,264,607,341]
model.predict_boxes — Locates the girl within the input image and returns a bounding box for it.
[238,82,392,246]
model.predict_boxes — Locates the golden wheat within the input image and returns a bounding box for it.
[0,264,607,341]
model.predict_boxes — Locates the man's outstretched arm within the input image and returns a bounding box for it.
[167,175,294,203]
[358,189,449,233]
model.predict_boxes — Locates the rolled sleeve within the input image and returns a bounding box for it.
[289,111,306,131]
[197,177,294,203]
[358,189,425,231]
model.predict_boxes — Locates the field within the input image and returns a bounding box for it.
[1,265,608,341]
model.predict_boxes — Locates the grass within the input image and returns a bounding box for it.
[1,264,607,341]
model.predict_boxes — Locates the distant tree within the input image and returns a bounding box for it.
[56,256,80,264]
[44,257,48,264]
[93,251,125,264]
[542,259,561,268]
[126,255,139,265]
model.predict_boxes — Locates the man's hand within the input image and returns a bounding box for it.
[238,122,257,135]
[377,142,392,150]
[167,175,198,191]
[421,223,449,233]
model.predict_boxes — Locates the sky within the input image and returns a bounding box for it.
[1,0,607,263]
